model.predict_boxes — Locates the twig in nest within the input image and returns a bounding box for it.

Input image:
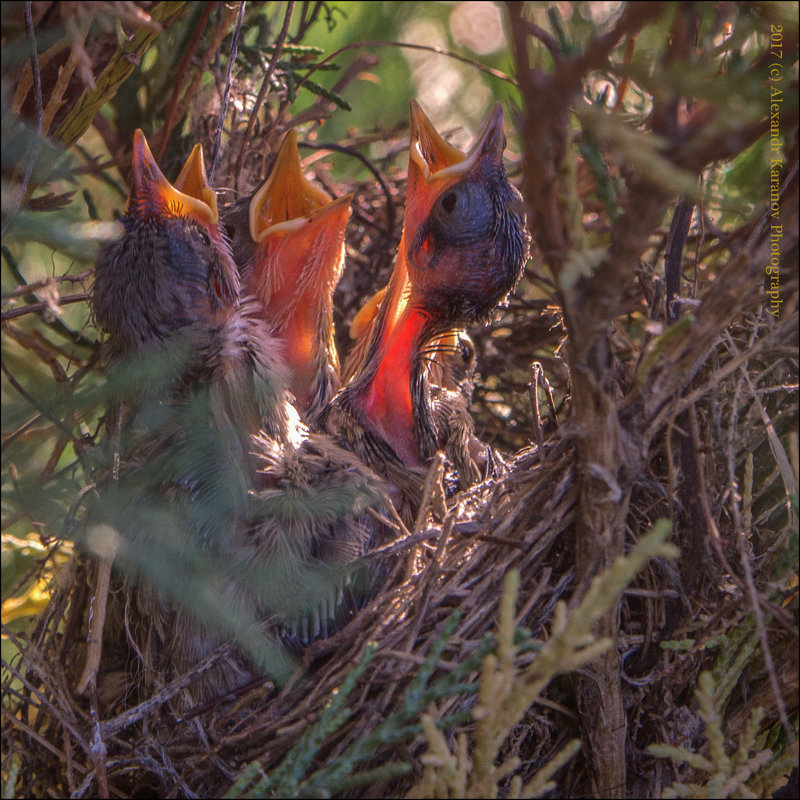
[209,0,247,182]
[529,362,547,462]
[97,645,240,738]
[2,269,93,300]
[375,648,459,671]
[736,457,795,744]
[87,686,109,798]
[360,528,440,562]
[234,1,295,189]
[297,40,517,91]
[723,343,796,742]
[413,451,447,533]
[299,141,396,242]
[75,555,114,696]
[76,404,123,696]
[1,626,90,750]
[373,491,412,538]
[2,697,83,770]
[3,324,68,382]
[1,360,80,444]
[404,514,456,653]
[1,293,90,321]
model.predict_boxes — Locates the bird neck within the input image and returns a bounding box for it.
[354,301,433,467]
[281,303,329,416]
[247,240,335,418]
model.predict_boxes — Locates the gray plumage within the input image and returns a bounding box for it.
[90,135,384,709]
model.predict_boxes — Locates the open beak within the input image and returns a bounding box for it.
[349,286,386,341]
[407,98,466,181]
[354,102,506,362]
[173,142,219,222]
[128,130,218,226]
[245,130,353,413]
[248,130,352,243]
[247,130,352,307]
[407,99,505,207]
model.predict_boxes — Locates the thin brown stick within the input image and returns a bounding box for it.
[2,708,79,770]
[2,270,92,300]
[1,293,90,321]
[233,0,295,190]
[1,360,79,444]
[209,0,247,181]
[75,555,114,696]
[156,1,215,159]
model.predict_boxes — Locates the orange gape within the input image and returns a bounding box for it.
[244,131,352,418]
[90,131,389,704]
[172,142,220,220]
[360,305,432,466]
[344,101,519,468]
[344,100,471,383]
[130,131,218,227]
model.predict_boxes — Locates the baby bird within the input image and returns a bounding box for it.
[93,132,295,455]
[326,102,528,522]
[93,133,236,362]
[226,130,352,427]
[90,133,382,707]
[220,132,384,646]
[91,131,294,700]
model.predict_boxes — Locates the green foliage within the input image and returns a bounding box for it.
[410,521,677,798]
[225,643,380,798]
[225,614,492,798]
[649,672,798,798]
[2,3,798,797]
[709,616,763,714]
[55,1,187,148]
[221,522,678,799]
[236,42,352,110]
[660,638,696,652]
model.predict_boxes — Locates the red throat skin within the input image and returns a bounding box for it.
[356,303,431,466]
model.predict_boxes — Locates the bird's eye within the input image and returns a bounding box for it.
[431,181,493,243]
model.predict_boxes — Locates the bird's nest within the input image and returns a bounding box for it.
[3,157,799,800]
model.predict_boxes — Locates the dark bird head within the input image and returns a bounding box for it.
[336,102,527,469]
[92,130,240,361]
[344,101,527,386]
[226,130,352,422]
[402,100,527,325]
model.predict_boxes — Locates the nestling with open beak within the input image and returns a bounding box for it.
[226,130,352,427]
[222,131,386,648]
[92,131,296,448]
[326,101,528,522]
[91,131,300,703]
[90,132,386,706]
[93,132,236,359]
